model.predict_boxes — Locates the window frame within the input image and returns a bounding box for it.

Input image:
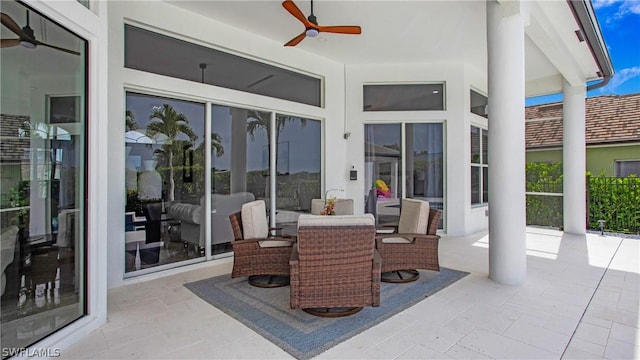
[614,159,640,177]
[471,125,488,206]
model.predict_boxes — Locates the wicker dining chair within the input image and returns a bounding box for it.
[229,200,295,288]
[375,198,441,283]
[290,214,381,317]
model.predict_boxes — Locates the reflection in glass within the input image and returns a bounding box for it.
[470,89,488,118]
[0,0,86,351]
[274,115,321,225]
[405,123,444,228]
[125,25,322,107]
[471,126,480,163]
[470,126,488,205]
[210,106,269,255]
[124,93,206,273]
[363,84,445,111]
[482,167,489,203]
[471,166,480,204]
[365,124,402,225]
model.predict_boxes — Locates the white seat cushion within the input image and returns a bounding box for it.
[297,214,375,228]
[241,200,269,239]
[381,236,412,244]
[398,199,430,234]
[258,240,293,248]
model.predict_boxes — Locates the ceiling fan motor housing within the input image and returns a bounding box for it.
[307,14,317,25]
[20,25,37,48]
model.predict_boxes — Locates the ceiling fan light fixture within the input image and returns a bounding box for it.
[305,28,319,37]
[19,39,36,49]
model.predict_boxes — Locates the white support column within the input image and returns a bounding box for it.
[562,81,587,234]
[486,1,527,285]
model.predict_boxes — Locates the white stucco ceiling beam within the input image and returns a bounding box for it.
[524,2,585,87]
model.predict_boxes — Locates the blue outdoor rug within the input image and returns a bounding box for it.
[184,267,468,359]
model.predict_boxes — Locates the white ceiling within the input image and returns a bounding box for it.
[167,0,581,95]
[168,1,488,66]
[0,0,598,98]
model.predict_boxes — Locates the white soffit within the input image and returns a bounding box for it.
[525,1,601,86]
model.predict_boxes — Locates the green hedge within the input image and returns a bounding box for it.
[587,173,640,234]
[526,163,640,234]
[526,162,563,228]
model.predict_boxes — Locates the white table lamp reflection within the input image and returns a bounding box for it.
[137,160,162,200]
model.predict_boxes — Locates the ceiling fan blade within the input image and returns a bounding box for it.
[35,39,80,56]
[1,38,20,48]
[1,12,30,39]
[282,0,311,27]
[317,25,361,35]
[284,32,306,47]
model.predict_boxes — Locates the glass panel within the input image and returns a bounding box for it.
[482,129,488,165]
[210,105,270,255]
[405,123,444,228]
[471,167,480,205]
[1,0,86,349]
[482,166,489,204]
[365,124,402,225]
[125,25,321,107]
[471,126,480,164]
[615,160,640,177]
[125,93,206,272]
[274,116,321,227]
[363,84,444,111]
[470,89,488,118]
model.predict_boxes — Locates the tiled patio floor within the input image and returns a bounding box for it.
[60,228,639,359]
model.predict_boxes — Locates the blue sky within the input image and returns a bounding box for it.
[526,0,640,106]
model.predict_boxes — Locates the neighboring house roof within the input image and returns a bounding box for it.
[0,114,30,163]
[525,93,640,149]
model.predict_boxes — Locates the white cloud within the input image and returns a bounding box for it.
[600,66,640,93]
[621,1,640,15]
[593,0,619,9]
[593,0,640,21]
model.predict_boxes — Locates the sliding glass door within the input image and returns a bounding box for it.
[365,123,444,228]
[1,0,87,350]
[210,106,321,254]
[365,124,402,225]
[272,115,321,226]
[124,93,206,273]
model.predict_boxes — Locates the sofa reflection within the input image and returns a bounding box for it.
[167,192,256,254]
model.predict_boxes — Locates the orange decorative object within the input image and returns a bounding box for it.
[320,197,336,215]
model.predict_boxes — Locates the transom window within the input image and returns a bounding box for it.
[124,25,322,107]
[363,83,445,111]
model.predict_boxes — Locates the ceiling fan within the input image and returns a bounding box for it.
[1,10,80,56]
[282,0,361,47]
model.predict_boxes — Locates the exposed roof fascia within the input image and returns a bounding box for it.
[566,0,614,90]
[527,140,640,151]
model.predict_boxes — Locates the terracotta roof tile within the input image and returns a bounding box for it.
[525,93,640,148]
